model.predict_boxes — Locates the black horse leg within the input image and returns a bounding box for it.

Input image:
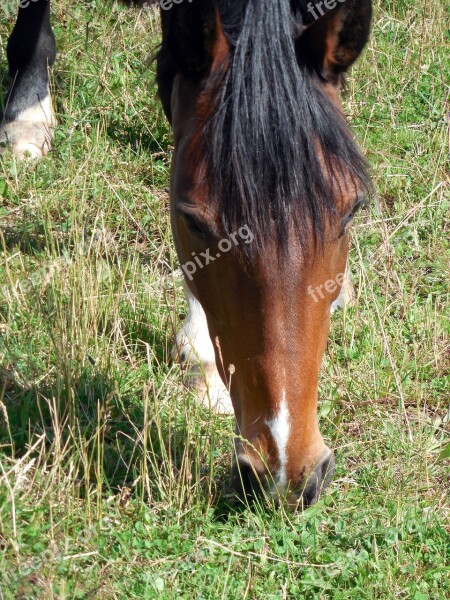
[1,0,56,157]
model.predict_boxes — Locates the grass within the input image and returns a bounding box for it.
[0,0,449,597]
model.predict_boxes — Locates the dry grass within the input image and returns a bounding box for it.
[0,0,449,597]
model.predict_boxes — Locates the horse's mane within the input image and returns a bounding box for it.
[160,0,372,254]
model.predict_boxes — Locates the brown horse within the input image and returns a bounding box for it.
[1,0,372,507]
[157,0,372,506]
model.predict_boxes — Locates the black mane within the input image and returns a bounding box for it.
[159,0,372,254]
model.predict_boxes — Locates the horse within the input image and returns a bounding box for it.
[1,0,373,507]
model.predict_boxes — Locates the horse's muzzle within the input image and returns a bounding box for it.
[231,448,335,509]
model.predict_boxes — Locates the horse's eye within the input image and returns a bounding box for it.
[181,211,210,241]
[340,197,366,236]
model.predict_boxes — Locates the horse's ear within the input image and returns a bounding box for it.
[162,0,228,83]
[299,0,372,84]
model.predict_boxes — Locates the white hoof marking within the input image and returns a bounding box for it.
[0,93,55,158]
[173,282,234,415]
[331,268,355,314]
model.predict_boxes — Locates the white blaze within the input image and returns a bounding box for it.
[266,390,291,490]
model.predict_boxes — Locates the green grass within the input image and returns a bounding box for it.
[0,0,449,597]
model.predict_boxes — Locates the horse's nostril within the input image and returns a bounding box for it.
[231,456,267,501]
[299,450,335,507]
[231,450,336,508]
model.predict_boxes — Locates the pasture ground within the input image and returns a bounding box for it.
[0,0,449,598]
